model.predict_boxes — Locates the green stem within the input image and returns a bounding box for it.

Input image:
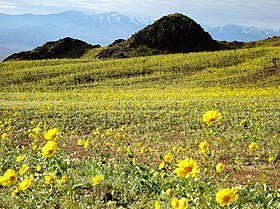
[0,196,9,209]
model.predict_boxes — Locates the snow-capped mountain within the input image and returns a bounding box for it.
[203,24,279,42]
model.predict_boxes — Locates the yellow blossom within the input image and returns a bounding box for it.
[159,161,165,170]
[36,165,42,172]
[42,141,57,157]
[202,110,222,125]
[92,174,103,186]
[164,153,172,163]
[166,188,173,196]
[174,158,200,178]
[16,155,24,162]
[44,173,55,185]
[249,142,258,151]
[11,187,19,197]
[2,169,18,186]
[216,163,225,173]
[268,157,276,163]
[115,132,122,140]
[77,139,84,146]
[19,178,32,190]
[199,141,209,154]
[44,128,58,141]
[120,125,126,132]
[154,200,160,209]
[216,187,239,207]
[1,132,8,141]
[19,164,29,175]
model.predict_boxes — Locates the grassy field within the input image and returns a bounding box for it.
[0,45,279,208]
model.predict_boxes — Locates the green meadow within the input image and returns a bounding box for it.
[0,45,279,208]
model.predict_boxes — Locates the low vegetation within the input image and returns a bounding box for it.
[0,44,279,208]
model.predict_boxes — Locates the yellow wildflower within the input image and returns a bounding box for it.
[164,153,172,163]
[2,169,18,186]
[216,163,225,173]
[154,200,160,209]
[174,158,199,178]
[202,110,222,125]
[19,178,32,190]
[1,132,8,141]
[44,128,58,141]
[268,157,276,163]
[159,161,165,170]
[92,174,103,186]
[166,188,173,196]
[216,187,239,207]
[249,142,258,151]
[36,165,42,172]
[44,173,55,185]
[19,164,29,175]
[42,141,57,157]
[16,155,24,162]
[199,141,209,154]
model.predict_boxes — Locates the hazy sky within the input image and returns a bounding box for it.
[1,0,279,29]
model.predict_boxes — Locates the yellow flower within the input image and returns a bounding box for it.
[177,147,186,153]
[29,174,34,181]
[106,128,113,135]
[249,142,258,151]
[16,155,24,162]
[178,198,188,209]
[166,188,173,196]
[44,173,55,185]
[92,174,103,186]
[19,164,29,175]
[171,198,179,209]
[36,165,42,172]
[127,145,133,155]
[83,140,89,149]
[199,141,209,154]
[58,175,69,185]
[77,139,84,146]
[44,128,58,140]
[115,132,122,140]
[216,187,238,207]
[159,161,165,170]
[42,141,57,157]
[174,158,200,178]
[202,110,222,125]
[164,153,172,163]
[216,163,225,173]
[268,157,276,163]
[140,146,146,154]
[1,132,8,141]
[171,197,187,209]
[120,125,126,132]
[137,142,142,147]
[1,169,18,187]
[154,200,160,209]
[19,178,32,190]
[11,187,19,197]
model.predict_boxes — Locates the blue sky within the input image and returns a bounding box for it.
[0,0,279,29]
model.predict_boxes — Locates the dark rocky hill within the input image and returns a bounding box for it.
[98,13,221,58]
[3,37,99,61]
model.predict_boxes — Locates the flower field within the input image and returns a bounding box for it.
[0,46,279,208]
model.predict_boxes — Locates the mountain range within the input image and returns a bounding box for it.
[0,11,279,61]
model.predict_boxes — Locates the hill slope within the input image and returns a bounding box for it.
[98,13,221,58]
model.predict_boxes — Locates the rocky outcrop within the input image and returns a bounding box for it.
[4,37,99,61]
[98,13,221,58]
